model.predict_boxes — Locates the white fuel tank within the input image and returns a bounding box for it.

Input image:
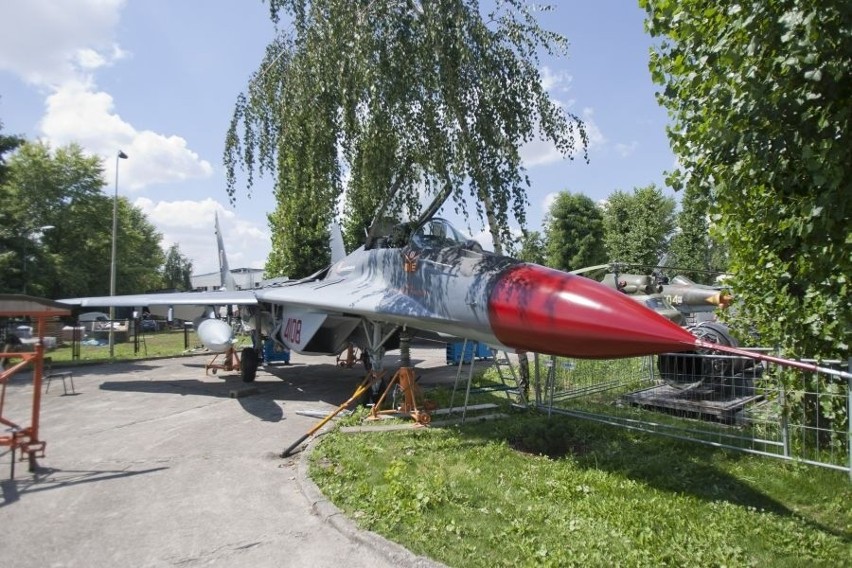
[195,318,233,353]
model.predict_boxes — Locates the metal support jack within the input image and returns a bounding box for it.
[336,343,360,369]
[205,345,241,375]
[280,370,383,457]
[367,330,433,425]
[367,366,432,425]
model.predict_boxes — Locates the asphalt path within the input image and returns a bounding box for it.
[0,343,484,567]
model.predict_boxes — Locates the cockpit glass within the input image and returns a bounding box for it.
[411,218,466,248]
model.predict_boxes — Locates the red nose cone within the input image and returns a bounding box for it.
[488,264,696,358]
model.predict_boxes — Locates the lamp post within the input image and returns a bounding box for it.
[22,225,55,295]
[109,150,129,358]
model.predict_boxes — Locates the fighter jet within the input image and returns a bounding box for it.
[58,217,838,383]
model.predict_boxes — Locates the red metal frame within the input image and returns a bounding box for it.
[0,295,71,477]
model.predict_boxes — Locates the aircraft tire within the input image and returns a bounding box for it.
[241,347,259,383]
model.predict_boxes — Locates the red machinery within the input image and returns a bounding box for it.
[0,295,71,477]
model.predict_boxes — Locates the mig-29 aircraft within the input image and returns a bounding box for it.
[58,217,840,386]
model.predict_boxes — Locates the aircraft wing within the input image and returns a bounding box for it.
[258,283,429,318]
[58,290,259,308]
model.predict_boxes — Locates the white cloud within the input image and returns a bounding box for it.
[0,0,211,191]
[39,82,213,190]
[540,66,572,94]
[520,138,565,167]
[520,107,605,167]
[470,229,495,252]
[542,192,559,214]
[615,141,638,157]
[580,107,606,148]
[0,0,126,85]
[134,198,269,274]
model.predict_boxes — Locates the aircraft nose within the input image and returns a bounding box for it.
[487,264,696,358]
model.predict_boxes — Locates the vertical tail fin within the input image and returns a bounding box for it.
[329,221,346,263]
[215,212,237,291]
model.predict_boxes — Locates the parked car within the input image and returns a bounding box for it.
[78,311,110,332]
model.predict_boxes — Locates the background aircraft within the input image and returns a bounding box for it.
[571,263,732,325]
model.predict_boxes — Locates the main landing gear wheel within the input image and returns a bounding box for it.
[241,347,259,383]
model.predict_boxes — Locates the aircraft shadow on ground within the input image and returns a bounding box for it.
[99,378,286,422]
[466,418,851,542]
[0,362,163,389]
[96,359,394,423]
[0,466,168,508]
[53,362,163,376]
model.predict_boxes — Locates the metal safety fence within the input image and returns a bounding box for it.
[524,350,851,478]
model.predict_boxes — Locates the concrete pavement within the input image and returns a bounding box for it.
[0,343,485,567]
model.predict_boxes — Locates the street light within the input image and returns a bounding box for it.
[109,150,129,358]
[21,225,55,295]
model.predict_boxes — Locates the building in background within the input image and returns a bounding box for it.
[191,267,265,291]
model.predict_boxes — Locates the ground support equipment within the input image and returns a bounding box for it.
[205,346,241,375]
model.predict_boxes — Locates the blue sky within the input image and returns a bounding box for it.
[0,0,675,276]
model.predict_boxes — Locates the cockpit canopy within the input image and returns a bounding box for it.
[410,218,470,248]
[367,217,475,250]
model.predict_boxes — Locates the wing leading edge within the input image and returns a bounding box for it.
[58,289,259,308]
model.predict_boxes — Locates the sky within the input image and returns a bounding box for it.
[0,0,676,276]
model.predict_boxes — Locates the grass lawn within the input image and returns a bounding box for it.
[43,329,251,366]
[311,408,851,567]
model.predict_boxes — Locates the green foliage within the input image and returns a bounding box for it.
[226,1,588,272]
[642,0,851,438]
[0,119,25,282]
[543,192,607,271]
[642,0,851,363]
[162,244,193,291]
[0,141,165,297]
[0,119,23,184]
[311,413,852,567]
[266,184,333,278]
[667,183,727,283]
[601,184,676,266]
[512,230,546,265]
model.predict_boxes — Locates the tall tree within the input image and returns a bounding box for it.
[0,141,165,297]
[667,183,727,283]
[543,192,607,271]
[0,119,23,183]
[601,184,676,267]
[642,0,851,362]
[513,230,546,265]
[114,202,166,295]
[226,1,588,275]
[162,244,194,291]
[0,119,25,284]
